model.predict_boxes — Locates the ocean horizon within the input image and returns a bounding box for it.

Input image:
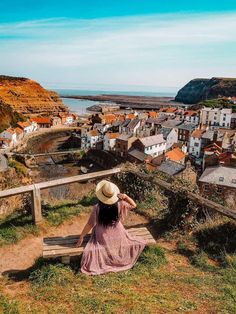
[54,88,177,114]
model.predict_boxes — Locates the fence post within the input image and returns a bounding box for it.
[32,185,42,224]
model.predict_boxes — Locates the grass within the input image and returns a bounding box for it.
[1,243,236,313]
[0,193,97,246]
[0,211,39,247]
[8,159,28,176]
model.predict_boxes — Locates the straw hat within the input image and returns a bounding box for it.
[96,180,120,205]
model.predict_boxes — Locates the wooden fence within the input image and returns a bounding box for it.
[0,167,235,225]
[0,168,121,224]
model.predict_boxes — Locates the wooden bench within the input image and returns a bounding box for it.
[43,227,156,264]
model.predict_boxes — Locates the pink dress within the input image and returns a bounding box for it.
[81,200,146,275]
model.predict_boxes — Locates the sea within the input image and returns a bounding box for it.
[53,89,176,114]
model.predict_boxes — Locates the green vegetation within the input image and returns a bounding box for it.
[199,98,236,112]
[8,159,28,176]
[0,210,39,247]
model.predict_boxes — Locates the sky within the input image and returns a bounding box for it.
[1,1,236,92]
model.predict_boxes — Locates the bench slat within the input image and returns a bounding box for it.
[43,227,156,259]
[43,235,155,252]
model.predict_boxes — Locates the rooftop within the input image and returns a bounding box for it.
[128,149,148,162]
[199,166,236,189]
[165,147,186,162]
[158,160,185,176]
[139,134,165,147]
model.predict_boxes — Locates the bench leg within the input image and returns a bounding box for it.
[61,256,70,264]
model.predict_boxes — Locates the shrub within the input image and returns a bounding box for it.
[8,159,28,176]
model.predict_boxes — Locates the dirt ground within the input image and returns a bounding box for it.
[0,211,148,276]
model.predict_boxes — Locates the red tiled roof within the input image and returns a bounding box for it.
[166,107,177,113]
[149,111,158,118]
[165,147,186,162]
[106,133,119,139]
[89,129,99,137]
[31,117,52,124]
[184,110,198,117]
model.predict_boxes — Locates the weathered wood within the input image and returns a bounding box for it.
[32,186,42,224]
[61,256,70,264]
[42,227,156,259]
[0,168,121,225]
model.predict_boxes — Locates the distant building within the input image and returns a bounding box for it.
[176,123,196,145]
[158,127,178,151]
[200,107,232,128]
[199,166,236,197]
[183,110,199,125]
[31,117,52,128]
[189,128,206,158]
[157,160,185,176]
[115,135,136,158]
[0,128,17,147]
[17,120,36,133]
[132,134,166,157]
[165,147,186,165]
[128,149,151,164]
[103,133,119,151]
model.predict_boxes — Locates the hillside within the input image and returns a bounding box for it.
[0,75,68,117]
[175,77,236,104]
[0,100,24,132]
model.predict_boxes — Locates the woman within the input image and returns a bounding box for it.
[76,180,146,275]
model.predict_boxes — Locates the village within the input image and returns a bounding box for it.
[0,101,236,202]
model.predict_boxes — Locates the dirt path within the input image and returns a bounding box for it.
[0,211,148,275]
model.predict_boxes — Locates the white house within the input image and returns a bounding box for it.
[200,107,232,128]
[103,133,119,151]
[132,134,166,157]
[219,109,232,128]
[158,127,178,151]
[184,111,199,125]
[81,129,100,149]
[189,129,206,158]
[17,120,35,133]
[0,128,17,147]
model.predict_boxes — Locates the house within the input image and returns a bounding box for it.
[189,128,206,158]
[119,119,131,134]
[128,149,151,164]
[158,127,178,151]
[148,111,158,118]
[176,123,196,145]
[161,119,182,129]
[165,147,186,165]
[81,129,100,149]
[132,134,166,157]
[93,123,109,134]
[111,120,123,133]
[126,113,137,120]
[184,111,199,125]
[0,128,17,147]
[157,160,185,176]
[103,133,119,151]
[101,114,117,125]
[31,117,52,128]
[17,120,35,133]
[200,107,232,128]
[115,135,136,158]
[126,119,142,135]
[51,116,62,126]
[199,166,236,197]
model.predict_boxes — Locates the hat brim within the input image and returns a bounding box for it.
[96,180,120,205]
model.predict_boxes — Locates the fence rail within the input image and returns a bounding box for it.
[0,167,236,225]
[0,168,121,224]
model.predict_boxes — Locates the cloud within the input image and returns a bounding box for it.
[0,12,236,89]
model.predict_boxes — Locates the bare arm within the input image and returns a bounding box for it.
[118,193,136,209]
[75,222,93,247]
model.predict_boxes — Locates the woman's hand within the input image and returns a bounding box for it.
[117,193,127,200]
[75,236,84,247]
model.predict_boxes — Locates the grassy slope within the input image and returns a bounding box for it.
[0,192,236,313]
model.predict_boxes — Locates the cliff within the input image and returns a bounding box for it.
[175,77,236,104]
[0,75,68,116]
[0,100,24,132]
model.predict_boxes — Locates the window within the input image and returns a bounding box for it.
[232,179,236,184]
[219,177,224,182]
[223,117,226,121]
[194,143,199,147]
